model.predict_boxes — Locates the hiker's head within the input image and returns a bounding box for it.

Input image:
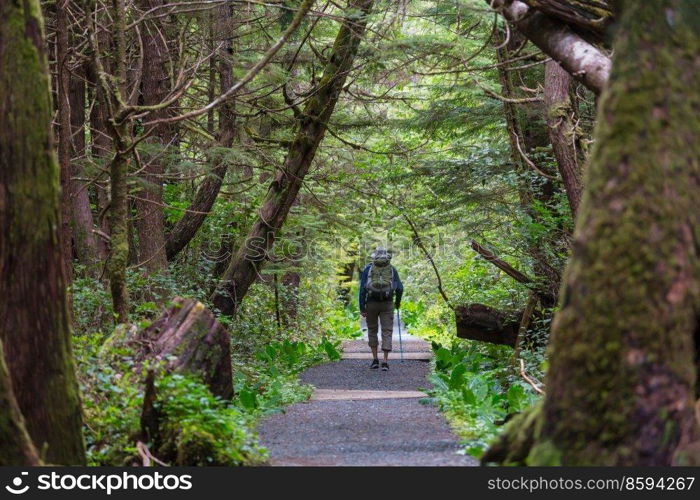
[371,247,391,266]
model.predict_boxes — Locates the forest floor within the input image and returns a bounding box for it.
[257,319,477,466]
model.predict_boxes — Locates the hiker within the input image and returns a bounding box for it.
[359,248,404,371]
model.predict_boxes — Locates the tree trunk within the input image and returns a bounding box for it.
[165,3,236,261]
[108,138,132,323]
[134,0,171,273]
[494,32,560,307]
[488,0,700,466]
[56,0,74,278]
[87,60,113,258]
[132,298,233,399]
[105,0,132,323]
[69,62,104,270]
[0,339,41,466]
[545,60,583,217]
[0,0,86,464]
[212,0,375,316]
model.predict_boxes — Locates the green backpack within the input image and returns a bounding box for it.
[366,260,395,301]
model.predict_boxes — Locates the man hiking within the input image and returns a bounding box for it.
[359,248,404,371]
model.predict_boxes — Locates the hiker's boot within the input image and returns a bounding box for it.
[381,362,389,371]
[370,359,379,370]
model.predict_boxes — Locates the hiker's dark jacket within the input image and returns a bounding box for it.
[359,264,404,313]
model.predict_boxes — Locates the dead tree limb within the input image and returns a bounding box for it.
[403,214,454,310]
[513,292,538,361]
[471,240,534,284]
[485,0,611,94]
[521,0,613,37]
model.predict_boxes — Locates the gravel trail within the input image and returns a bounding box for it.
[257,330,477,466]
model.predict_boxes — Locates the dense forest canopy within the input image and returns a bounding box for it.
[1,0,699,467]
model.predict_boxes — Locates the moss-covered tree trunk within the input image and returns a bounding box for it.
[108,139,131,323]
[0,339,40,466]
[104,0,132,323]
[212,0,375,316]
[0,0,86,464]
[488,0,700,466]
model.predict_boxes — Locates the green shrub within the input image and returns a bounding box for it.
[154,374,267,466]
[425,340,542,458]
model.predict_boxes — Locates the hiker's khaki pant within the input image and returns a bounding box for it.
[366,300,393,352]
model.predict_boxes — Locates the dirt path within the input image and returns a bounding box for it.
[257,319,477,466]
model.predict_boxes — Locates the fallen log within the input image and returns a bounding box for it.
[133,297,233,400]
[455,304,522,347]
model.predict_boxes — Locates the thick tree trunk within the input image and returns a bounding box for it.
[134,0,170,273]
[545,60,583,217]
[212,0,374,316]
[0,340,40,466]
[488,0,700,466]
[486,0,611,94]
[0,0,86,464]
[132,298,233,399]
[108,138,132,323]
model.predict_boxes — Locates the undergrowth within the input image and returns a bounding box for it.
[72,266,357,466]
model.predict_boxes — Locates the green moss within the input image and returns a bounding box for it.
[527,440,562,466]
[530,0,700,465]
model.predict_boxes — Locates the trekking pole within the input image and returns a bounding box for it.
[397,308,404,362]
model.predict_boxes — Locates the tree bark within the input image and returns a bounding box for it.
[56,0,74,278]
[522,0,613,36]
[494,30,560,307]
[544,60,583,217]
[165,3,236,261]
[103,0,132,323]
[134,0,171,273]
[455,304,522,347]
[0,0,86,464]
[486,0,611,94]
[212,0,375,316]
[132,298,233,399]
[0,339,41,466]
[488,0,700,466]
[69,62,104,270]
